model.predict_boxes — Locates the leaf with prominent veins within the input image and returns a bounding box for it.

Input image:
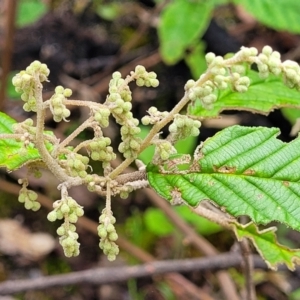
[147,125,300,231]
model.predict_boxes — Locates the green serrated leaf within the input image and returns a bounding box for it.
[158,0,213,65]
[232,222,300,270]
[147,125,300,231]
[0,112,52,171]
[235,0,300,34]
[188,70,300,118]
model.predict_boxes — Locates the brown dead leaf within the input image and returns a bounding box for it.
[0,219,56,260]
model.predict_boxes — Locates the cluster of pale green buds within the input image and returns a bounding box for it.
[47,196,84,257]
[117,184,134,199]
[255,46,282,78]
[106,71,132,125]
[141,106,169,125]
[12,60,49,112]
[134,65,159,88]
[13,118,35,134]
[106,71,143,159]
[49,86,72,122]
[97,209,119,261]
[62,153,89,179]
[153,140,176,161]
[88,137,116,162]
[186,47,259,110]
[185,78,217,110]
[93,107,111,128]
[108,71,132,103]
[118,121,142,159]
[249,45,300,89]
[13,118,36,149]
[168,114,201,141]
[186,52,252,109]
[281,60,300,90]
[18,179,41,211]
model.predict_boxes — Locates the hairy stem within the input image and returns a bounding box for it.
[0,133,22,139]
[192,204,232,229]
[56,116,94,152]
[240,238,256,300]
[109,93,191,179]
[34,75,81,186]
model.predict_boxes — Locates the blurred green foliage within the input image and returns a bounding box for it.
[16,0,47,27]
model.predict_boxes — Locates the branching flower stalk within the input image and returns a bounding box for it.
[3,45,300,261]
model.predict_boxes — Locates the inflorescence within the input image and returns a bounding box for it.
[11,45,299,260]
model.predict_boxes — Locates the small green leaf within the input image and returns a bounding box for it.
[185,42,207,79]
[0,112,52,171]
[144,207,174,237]
[144,206,222,237]
[232,222,300,270]
[235,0,300,34]
[158,0,213,64]
[17,0,47,27]
[96,3,123,21]
[188,70,300,118]
[147,125,300,231]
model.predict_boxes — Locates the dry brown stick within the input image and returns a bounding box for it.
[240,238,256,300]
[145,188,241,300]
[0,179,211,300]
[0,253,268,295]
[0,0,17,110]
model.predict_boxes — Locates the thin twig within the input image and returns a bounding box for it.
[0,253,270,295]
[0,0,17,109]
[240,234,256,300]
[0,133,22,139]
[56,116,94,151]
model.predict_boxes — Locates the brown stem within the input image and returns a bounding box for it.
[34,76,82,187]
[240,235,256,300]
[0,133,22,139]
[0,253,268,295]
[56,116,94,151]
[0,0,17,110]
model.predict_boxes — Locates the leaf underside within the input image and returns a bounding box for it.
[232,222,300,270]
[147,125,300,231]
[188,70,300,118]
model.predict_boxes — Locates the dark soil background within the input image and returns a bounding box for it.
[1,1,300,299]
